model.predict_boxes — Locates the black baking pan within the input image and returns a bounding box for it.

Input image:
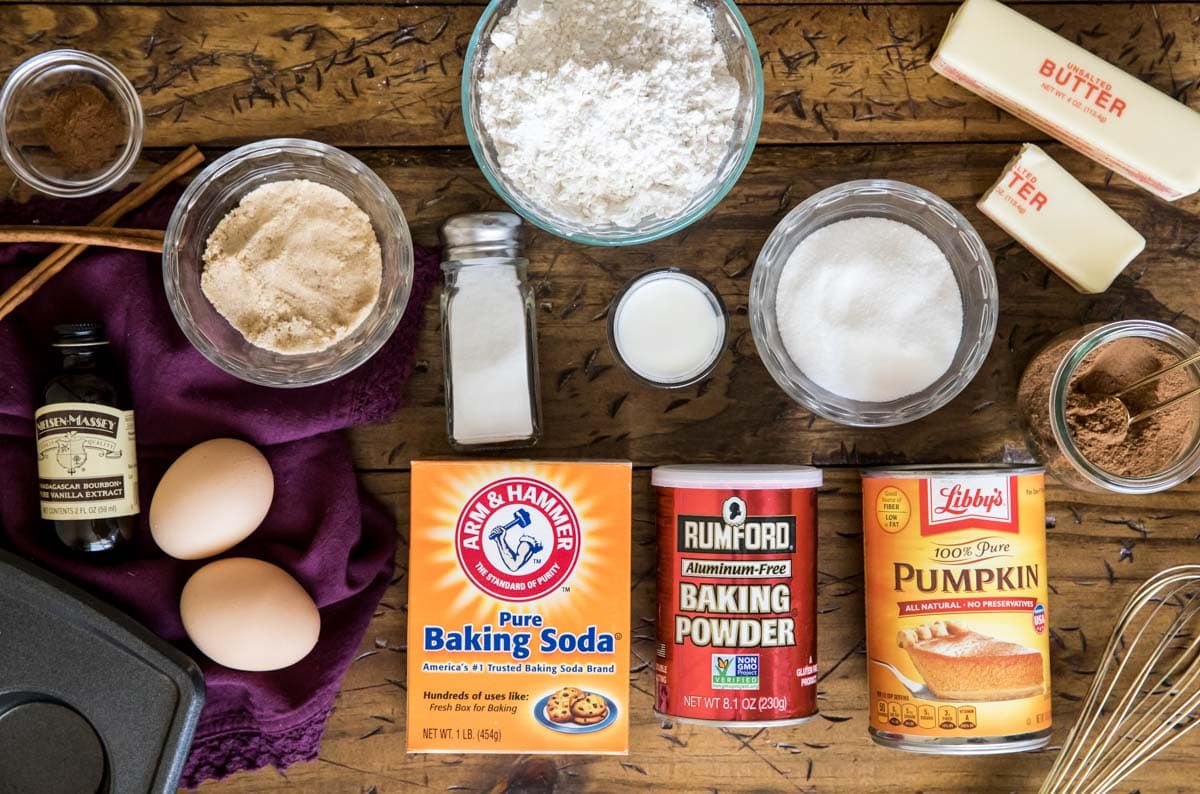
[0,549,204,794]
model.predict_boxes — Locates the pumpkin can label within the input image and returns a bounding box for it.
[863,467,1052,752]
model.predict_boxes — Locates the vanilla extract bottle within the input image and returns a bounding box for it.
[35,323,139,552]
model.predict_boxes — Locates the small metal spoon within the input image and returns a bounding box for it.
[870,658,935,700]
[1108,349,1200,427]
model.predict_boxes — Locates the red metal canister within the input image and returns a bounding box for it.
[653,465,822,726]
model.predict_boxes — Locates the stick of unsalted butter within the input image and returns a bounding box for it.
[932,0,1200,202]
[979,144,1145,294]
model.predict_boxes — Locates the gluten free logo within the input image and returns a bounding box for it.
[455,477,581,602]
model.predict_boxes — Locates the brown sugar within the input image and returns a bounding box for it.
[41,83,124,172]
[200,179,382,354]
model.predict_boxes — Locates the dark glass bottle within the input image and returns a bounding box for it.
[35,323,139,552]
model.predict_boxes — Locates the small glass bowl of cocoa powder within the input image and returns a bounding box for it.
[0,50,143,198]
[1018,320,1200,494]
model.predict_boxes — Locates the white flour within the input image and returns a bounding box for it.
[479,0,740,226]
[775,217,964,403]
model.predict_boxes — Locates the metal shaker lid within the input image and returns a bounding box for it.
[440,212,524,260]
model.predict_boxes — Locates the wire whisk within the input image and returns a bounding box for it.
[1040,565,1200,794]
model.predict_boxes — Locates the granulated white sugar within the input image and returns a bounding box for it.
[774,217,963,402]
[478,0,740,227]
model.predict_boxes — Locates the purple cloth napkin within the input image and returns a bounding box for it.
[0,188,438,786]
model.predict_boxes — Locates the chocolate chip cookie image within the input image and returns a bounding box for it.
[548,686,585,708]
[546,699,575,724]
[570,694,610,725]
[534,688,618,734]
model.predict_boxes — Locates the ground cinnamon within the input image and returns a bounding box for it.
[1065,338,1195,477]
[41,84,123,172]
[1019,334,1198,479]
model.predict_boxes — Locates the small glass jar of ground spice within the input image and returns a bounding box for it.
[1017,320,1200,494]
[0,50,143,197]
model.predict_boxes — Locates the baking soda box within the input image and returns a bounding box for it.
[407,460,631,754]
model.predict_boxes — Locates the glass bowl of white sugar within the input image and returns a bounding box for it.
[750,180,997,427]
[462,0,763,246]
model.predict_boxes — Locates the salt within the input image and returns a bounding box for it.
[774,217,963,403]
[446,264,536,445]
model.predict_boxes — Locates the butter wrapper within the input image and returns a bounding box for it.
[979,144,1145,294]
[933,0,1200,201]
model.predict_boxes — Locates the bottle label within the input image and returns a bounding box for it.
[35,402,139,520]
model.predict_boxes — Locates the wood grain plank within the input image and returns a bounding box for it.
[311,143,1200,471]
[195,468,1200,792]
[2,141,1195,469]
[0,4,1195,147]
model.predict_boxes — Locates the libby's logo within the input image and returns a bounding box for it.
[921,475,1019,535]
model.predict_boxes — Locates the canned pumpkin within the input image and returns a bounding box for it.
[862,466,1052,754]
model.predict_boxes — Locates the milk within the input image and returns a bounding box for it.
[612,271,725,386]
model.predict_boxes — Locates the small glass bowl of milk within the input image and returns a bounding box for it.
[608,268,728,389]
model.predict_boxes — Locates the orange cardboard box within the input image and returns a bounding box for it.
[407,460,631,754]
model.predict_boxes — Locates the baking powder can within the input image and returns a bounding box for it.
[653,465,822,726]
[862,465,1051,754]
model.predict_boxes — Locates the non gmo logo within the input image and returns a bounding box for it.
[711,653,760,690]
[455,477,581,602]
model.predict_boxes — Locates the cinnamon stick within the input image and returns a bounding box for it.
[0,145,204,322]
[0,226,165,253]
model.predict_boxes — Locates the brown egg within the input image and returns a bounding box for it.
[180,558,320,671]
[150,438,274,560]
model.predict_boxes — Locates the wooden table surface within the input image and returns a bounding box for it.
[3,0,1200,791]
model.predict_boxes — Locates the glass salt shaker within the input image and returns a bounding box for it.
[439,212,542,450]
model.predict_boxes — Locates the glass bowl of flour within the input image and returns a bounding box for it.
[463,0,763,245]
[750,180,997,427]
[163,139,413,387]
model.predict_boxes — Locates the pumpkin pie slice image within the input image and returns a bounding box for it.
[896,620,1045,701]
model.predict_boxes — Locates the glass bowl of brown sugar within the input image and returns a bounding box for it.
[0,50,144,198]
[1018,320,1200,494]
[163,139,414,388]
